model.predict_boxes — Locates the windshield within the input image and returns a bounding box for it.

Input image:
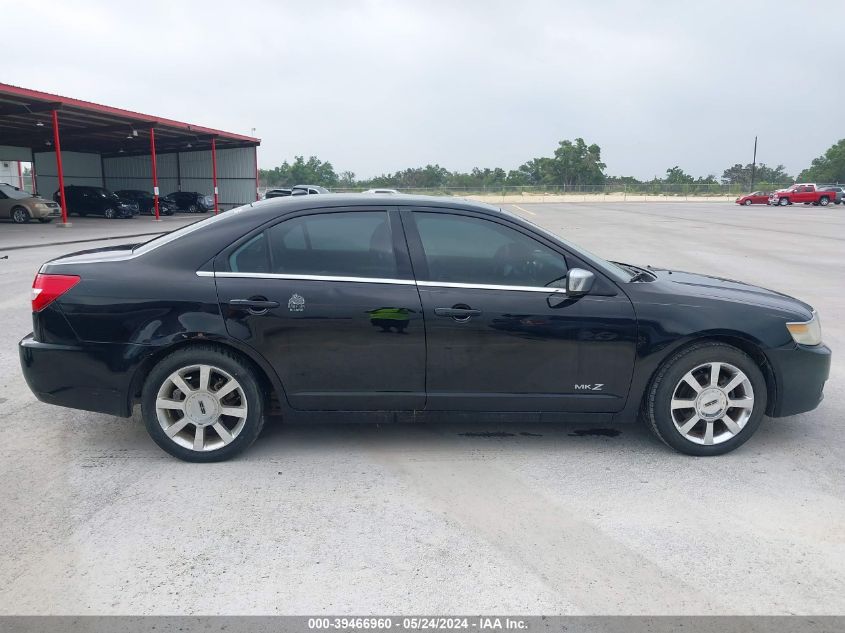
[0,184,33,200]
[498,207,634,282]
[132,205,252,255]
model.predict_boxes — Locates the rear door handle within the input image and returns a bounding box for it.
[434,307,482,320]
[228,298,280,313]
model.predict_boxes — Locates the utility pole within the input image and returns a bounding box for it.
[750,136,758,191]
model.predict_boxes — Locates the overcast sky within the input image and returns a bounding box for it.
[4,0,844,179]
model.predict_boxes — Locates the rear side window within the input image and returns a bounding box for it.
[229,211,397,278]
[229,233,270,273]
[413,212,568,287]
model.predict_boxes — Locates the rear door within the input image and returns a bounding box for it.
[402,208,637,412]
[213,207,426,411]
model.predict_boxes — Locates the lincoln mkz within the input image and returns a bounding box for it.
[19,195,830,461]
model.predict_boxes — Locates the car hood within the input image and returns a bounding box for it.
[642,268,813,318]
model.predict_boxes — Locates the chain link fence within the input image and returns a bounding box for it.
[258,182,797,201]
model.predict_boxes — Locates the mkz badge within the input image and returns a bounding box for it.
[288,293,305,312]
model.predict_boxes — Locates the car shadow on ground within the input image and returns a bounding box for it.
[70,403,820,462]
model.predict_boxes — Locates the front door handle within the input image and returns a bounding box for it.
[434,306,482,321]
[228,298,280,314]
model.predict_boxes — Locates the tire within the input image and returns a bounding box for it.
[38,218,53,224]
[778,197,789,206]
[188,204,198,213]
[104,207,117,219]
[819,196,830,206]
[141,345,266,462]
[644,342,767,456]
[11,206,30,224]
[743,199,752,206]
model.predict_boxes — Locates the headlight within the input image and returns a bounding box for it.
[34,203,49,210]
[786,311,822,346]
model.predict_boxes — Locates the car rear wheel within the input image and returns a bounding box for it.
[644,342,767,456]
[188,204,198,213]
[743,199,752,206]
[11,206,30,223]
[778,197,789,206]
[141,346,266,462]
[819,197,830,206]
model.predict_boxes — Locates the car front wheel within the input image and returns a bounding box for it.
[11,207,30,223]
[141,346,266,462]
[743,199,752,206]
[644,342,767,456]
[778,198,789,206]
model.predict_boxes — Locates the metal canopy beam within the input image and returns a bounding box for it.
[0,102,62,117]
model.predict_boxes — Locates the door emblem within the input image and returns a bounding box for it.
[575,383,604,391]
[288,293,305,312]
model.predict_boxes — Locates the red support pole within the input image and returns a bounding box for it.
[150,128,161,221]
[30,150,38,195]
[211,137,219,215]
[17,161,23,189]
[51,109,69,226]
[254,145,260,201]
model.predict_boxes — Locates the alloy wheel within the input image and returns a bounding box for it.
[155,364,248,452]
[669,362,754,445]
[12,208,28,223]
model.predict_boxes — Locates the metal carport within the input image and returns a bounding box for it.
[0,83,260,225]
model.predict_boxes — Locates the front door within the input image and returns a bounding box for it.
[402,208,637,412]
[214,208,426,411]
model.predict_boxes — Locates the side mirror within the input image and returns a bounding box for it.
[566,268,595,297]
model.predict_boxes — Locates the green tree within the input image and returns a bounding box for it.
[258,156,338,188]
[664,166,695,184]
[338,171,356,188]
[547,138,606,186]
[721,162,791,187]
[799,139,845,183]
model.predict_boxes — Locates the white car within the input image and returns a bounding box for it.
[361,188,399,194]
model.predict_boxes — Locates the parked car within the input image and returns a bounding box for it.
[53,185,139,219]
[291,185,329,195]
[116,190,176,216]
[735,191,770,206]
[769,183,834,207]
[163,191,214,213]
[19,195,829,462]
[818,186,843,205]
[0,183,62,223]
[264,188,292,199]
[362,188,400,194]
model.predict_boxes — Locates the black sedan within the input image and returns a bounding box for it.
[264,188,292,199]
[163,191,214,213]
[53,185,139,219]
[19,195,830,461]
[116,190,176,216]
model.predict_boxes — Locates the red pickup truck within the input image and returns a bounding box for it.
[769,183,834,207]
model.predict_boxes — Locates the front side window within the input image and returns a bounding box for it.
[413,212,568,287]
[229,211,397,279]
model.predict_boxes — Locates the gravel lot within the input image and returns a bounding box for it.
[0,201,842,615]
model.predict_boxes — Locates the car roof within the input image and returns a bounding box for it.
[247,193,501,218]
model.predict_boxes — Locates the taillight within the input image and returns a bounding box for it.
[31,273,80,312]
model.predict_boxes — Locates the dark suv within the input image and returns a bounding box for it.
[53,186,139,219]
[163,191,214,213]
[116,190,176,216]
